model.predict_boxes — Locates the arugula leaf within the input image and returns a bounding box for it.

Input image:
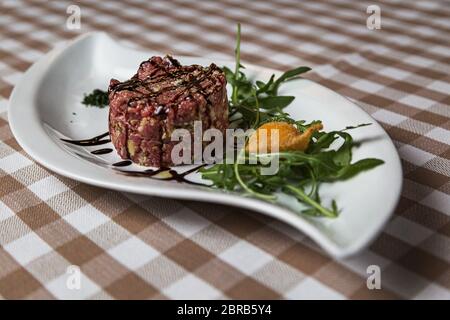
[256,96,295,110]
[256,74,275,93]
[332,132,353,166]
[276,66,312,83]
[327,158,384,181]
[270,66,311,95]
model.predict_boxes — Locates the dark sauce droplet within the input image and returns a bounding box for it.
[115,164,206,186]
[61,132,110,146]
[113,160,133,167]
[91,148,113,155]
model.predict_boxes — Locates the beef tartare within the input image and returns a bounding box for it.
[108,55,228,167]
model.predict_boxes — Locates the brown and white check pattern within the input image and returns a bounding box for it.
[1,0,450,300]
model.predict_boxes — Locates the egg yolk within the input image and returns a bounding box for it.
[247,121,323,153]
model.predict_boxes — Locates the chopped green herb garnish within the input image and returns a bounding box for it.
[82,89,109,108]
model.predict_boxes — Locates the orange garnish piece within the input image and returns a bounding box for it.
[247,121,323,153]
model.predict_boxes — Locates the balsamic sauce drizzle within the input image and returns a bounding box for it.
[114,164,206,186]
[91,148,113,155]
[111,63,219,110]
[60,132,110,146]
[112,160,133,167]
[60,133,205,185]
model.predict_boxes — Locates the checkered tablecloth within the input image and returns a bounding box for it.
[1,0,450,300]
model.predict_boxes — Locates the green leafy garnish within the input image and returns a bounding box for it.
[200,24,384,218]
[82,89,109,108]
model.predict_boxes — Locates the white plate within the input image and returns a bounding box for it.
[8,32,402,258]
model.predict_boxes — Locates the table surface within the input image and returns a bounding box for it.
[1,0,450,300]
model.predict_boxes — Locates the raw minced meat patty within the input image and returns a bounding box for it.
[108,55,228,167]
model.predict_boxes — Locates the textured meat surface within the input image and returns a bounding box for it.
[108,55,228,167]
